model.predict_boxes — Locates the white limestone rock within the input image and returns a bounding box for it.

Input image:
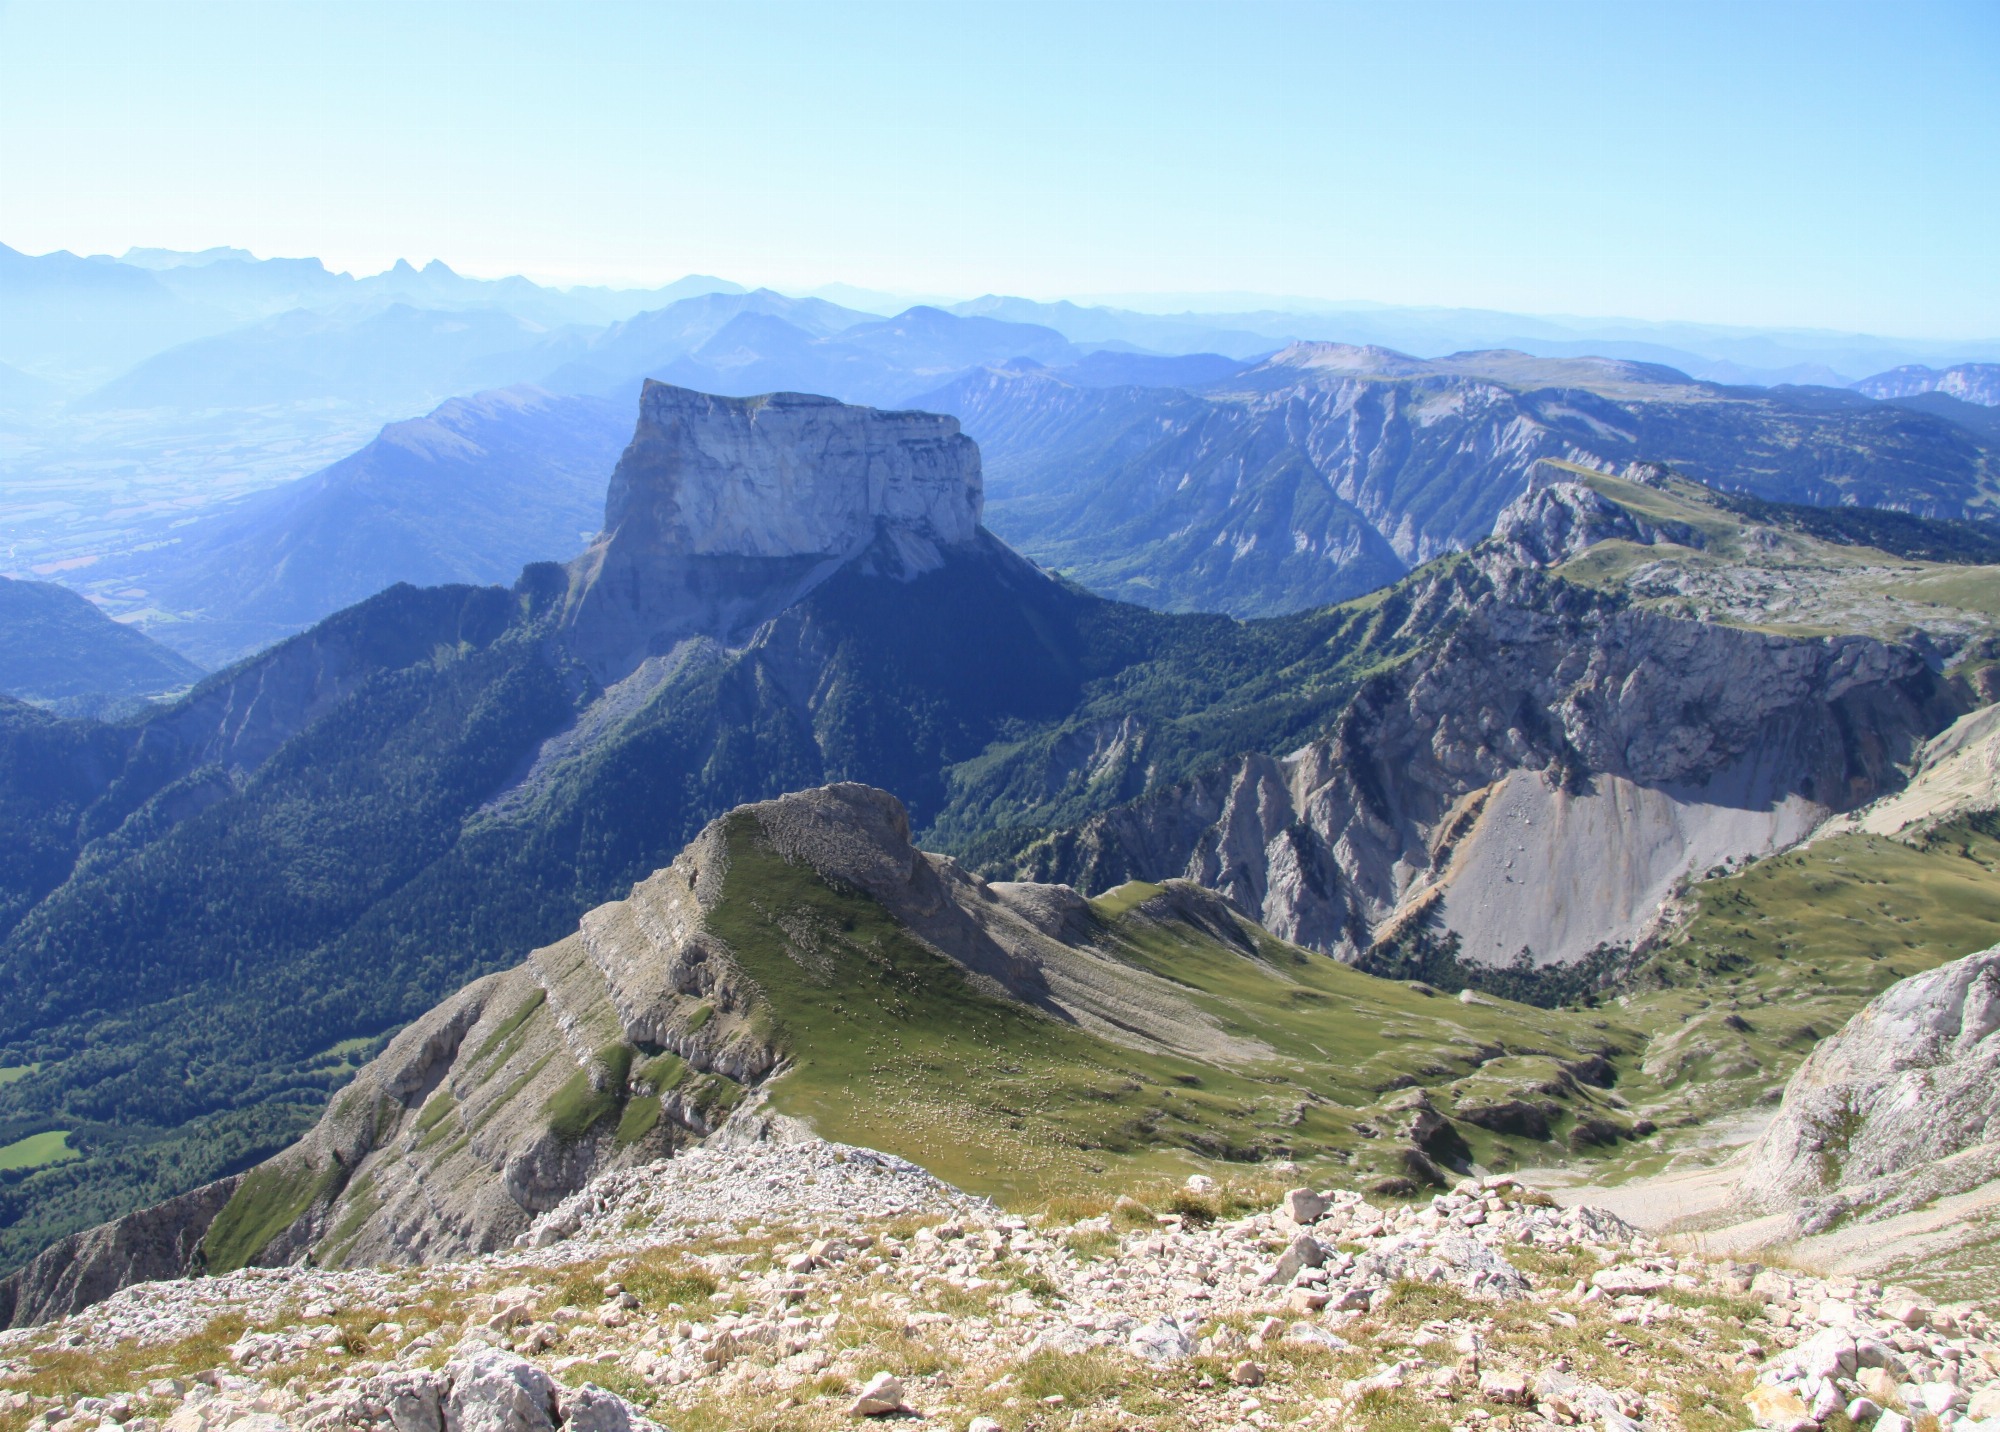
[1738,947,2000,1230]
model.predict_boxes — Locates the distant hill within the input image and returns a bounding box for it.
[91,386,631,666]
[1854,362,2000,407]
[80,304,576,413]
[0,576,201,705]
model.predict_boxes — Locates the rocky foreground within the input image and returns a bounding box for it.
[0,1124,1992,1432]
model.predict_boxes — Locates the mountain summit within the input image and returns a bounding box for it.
[560,382,984,679]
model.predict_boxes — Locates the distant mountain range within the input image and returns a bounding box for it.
[38,337,2000,667]
[1853,362,2000,408]
[923,342,2000,617]
[85,387,632,666]
[0,242,743,386]
[5,237,2000,677]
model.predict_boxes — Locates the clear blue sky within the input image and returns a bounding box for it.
[2,0,1995,336]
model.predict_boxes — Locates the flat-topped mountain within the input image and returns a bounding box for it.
[560,384,983,679]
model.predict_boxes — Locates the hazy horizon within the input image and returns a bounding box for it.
[10,239,2000,351]
[3,0,1996,337]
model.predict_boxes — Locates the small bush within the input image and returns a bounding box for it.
[623,1257,719,1309]
[1166,1188,1220,1225]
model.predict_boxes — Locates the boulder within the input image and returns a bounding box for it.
[559,1387,658,1432]
[1262,1232,1326,1286]
[1738,948,2000,1225]
[365,1370,447,1432]
[1127,1319,1196,1364]
[442,1350,559,1432]
[1282,1189,1329,1224]
[1744,1383,1813,1432]
[1479,1371,1531,1404]
[847,1372,909,1418]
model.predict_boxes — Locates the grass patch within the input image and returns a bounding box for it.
[615,1096,662,1146]
[543,1043,637,1142]
[622,1255,719,1309]
[0,1130,76,1172]
[470,990,547,1067]
[710,813,1632,1203]
[201,1159,346,1273]
[1004,1348,1129,1407]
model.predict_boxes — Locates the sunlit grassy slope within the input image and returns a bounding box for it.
[698,796,2000,1203]
[705,818,1647,1201]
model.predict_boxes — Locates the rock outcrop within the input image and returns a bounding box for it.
[1737,945,2000,1234]
[559,384,983,681]
[1014,561,1956,966]
[0,1176,241,1330]
[1490,461,1704,567]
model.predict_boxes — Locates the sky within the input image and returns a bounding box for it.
[1,0,1996,336]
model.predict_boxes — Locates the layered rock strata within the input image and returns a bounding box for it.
[1014,560,1954,966]
[559,384,983,681]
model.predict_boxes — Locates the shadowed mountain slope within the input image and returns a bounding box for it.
[0,577,201,709]
[87,388,632,666]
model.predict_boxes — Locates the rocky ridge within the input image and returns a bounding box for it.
[1,783,1334,1325]
[1010,552,1951,967]
[1854,365,2000,409]
[936,342,2000,620]
[0,1127,1993,1432]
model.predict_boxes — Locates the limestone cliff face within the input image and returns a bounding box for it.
[0,1176,241,1330]
[559,384,983,680]
[1013,560,1955,967]
[1737,946,2000,1234]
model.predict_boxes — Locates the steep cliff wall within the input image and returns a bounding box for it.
[1013,561,1956,966]
[559,384,983,681]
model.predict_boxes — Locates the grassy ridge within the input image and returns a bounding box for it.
[709,818,1641,1200]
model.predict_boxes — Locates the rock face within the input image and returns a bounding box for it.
[1489,461,1703,567]
[1014,560,1954,966]
[560,383,983,680]
[931,341,2000,619]
[0,1175,241,1329]
[1737,945,2000,1232]
[1853,362,2000,407]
